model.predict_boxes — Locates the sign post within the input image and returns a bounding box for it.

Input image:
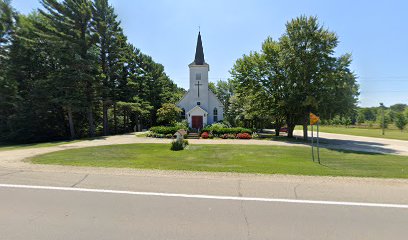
[317,122,320,164]
[310,113,321,164]
[311,124,315,162]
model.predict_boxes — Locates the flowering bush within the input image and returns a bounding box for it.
[236,133,252,139]
[201,132,209,139]
[221,133,236,139]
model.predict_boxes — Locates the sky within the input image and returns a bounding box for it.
[12,0,408,107]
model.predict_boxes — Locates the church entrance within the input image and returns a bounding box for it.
[191,116,203,129]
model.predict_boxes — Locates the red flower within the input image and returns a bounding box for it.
[237,133,252,139]
[201,132,209,139]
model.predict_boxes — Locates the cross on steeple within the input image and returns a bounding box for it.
[195,81,203,97]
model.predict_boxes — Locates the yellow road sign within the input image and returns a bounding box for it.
[310,113,320,125]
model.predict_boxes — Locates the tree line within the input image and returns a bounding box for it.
[210,16,359,139]
[0,0,184,143]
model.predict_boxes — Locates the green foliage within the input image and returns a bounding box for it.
[173,120,188,130]
[357,112,365,124]
[201,125,252,136]
[230,15,359,138]
[156,103,182,125]
[395,113,407,131]
[149,126,180,135]
[0,0,183,143]
[390,104,407,113]
[170,139,189,151]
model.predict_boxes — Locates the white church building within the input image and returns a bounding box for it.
[177,32,224,129]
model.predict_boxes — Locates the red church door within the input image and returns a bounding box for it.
[192,116,203,129]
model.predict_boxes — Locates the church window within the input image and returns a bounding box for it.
[181,108,186,119]
[213,108,218,122]
[196,73,201,80]
[197,102,201,105]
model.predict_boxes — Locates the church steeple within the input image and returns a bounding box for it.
[193,31,205,65]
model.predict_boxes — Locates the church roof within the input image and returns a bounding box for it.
[186,105,208,114]
[192,31,205,65]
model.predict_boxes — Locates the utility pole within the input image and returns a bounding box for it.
[380,103,385,135]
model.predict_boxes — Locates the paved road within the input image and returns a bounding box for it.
[0,168,408,239]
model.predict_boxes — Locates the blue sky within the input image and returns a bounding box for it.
[12,0,408,107]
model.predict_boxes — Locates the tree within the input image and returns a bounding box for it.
[0,0,17,138]
[156,103,181,125]
[357,111,365,124]
[38,0,99,138]
[230,16,358,138]
[93,0,126,135]
[395,113,407,132]
[390,103,407,113]
[116,99,151,132]
[279,16,358,139]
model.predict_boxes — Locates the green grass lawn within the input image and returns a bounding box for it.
[0,140,82,152]
[296,125,408,141]
[31,144,408,179]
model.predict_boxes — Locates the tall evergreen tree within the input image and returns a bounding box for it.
[0,0,17,138]
[93,0,125,135]
[38,0,98,138]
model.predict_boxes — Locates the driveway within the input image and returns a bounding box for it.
[293,130,408,156]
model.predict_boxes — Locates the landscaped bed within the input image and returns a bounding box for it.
[30,144,408,179]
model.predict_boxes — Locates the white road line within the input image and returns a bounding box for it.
[1,183,407,209]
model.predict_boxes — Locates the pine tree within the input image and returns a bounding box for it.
[38,0,98,138]
[93,0,126,135]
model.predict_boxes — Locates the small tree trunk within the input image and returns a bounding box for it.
[275,125,281,136]
[113,102,117,134]
[67,106,75,140]
[303,123,308,140]
[103,102,109,136]
[87,105,95,138]
[135,114,139,132]
[287,123,295,138]
[302,112,309,140]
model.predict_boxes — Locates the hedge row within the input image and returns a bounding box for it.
[201,127,252,135]
[149,126,180,135]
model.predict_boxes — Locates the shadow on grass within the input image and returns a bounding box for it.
[325,148,385,155]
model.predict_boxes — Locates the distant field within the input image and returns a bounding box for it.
[31,143,408,179]
[296,125,408,141]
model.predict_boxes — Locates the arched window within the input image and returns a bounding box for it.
[181,108,186,119]
[213,108,218,122]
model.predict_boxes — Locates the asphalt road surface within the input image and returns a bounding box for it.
[1,168,407,240]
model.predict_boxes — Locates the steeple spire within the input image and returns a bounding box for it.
[194,31,205,65]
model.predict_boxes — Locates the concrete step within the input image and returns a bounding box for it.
[187,133,200,139]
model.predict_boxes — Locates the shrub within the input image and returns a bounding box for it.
[237,133,252,139]
[201,132,209,139]
[174,120,188,130]
[201,126,252,136]
[149,126,179,135]
[221,133,236,139]
[170,139,189,151]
